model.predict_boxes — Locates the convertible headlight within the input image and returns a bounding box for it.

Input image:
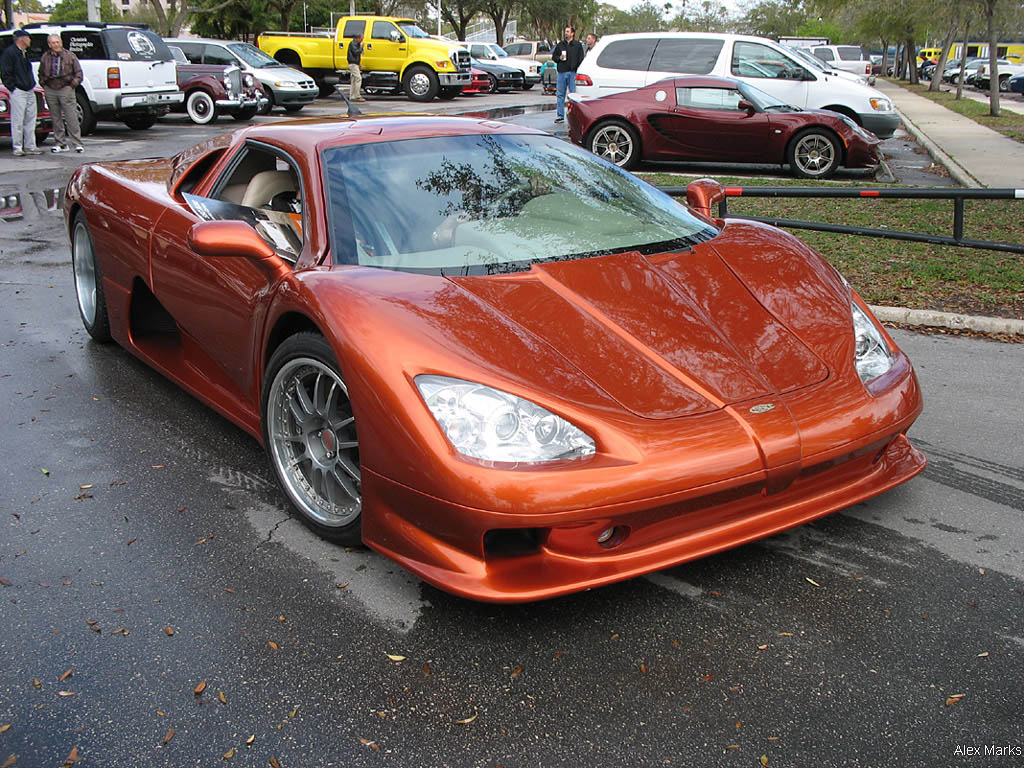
[869,97,892,112]
[415,375,596,463]
[851,302,893,382]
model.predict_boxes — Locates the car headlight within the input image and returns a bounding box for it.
[851,302,893,382]
[415,374,596,463]
[243,74,255,88]
[869,97,892,112]
[0,100,8,114]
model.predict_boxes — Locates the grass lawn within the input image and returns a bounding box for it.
[638,172,1024,320]
[893,81,1024,145]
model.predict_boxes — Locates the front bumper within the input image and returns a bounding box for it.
[858,111,900,139]
[270,85,317,105]
[215,94,262,110]
[439,72,472,86]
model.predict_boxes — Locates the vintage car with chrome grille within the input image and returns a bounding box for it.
[64,116,925,602]
[167,45,267,124]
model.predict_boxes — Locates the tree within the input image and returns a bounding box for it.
[441,0,480,40]
[14,0,44,12]
[146,0,241,37]
[48,0,120,22]
[739,0,809,39]
[482,0,518,46]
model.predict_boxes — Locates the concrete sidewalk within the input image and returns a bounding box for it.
[875,79,1024,188]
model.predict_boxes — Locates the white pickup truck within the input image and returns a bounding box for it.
[975,59,1024,91]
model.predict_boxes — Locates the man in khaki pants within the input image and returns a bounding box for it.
[347,33,365,102]
[39,34,84,153]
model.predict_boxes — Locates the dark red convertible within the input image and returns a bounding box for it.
[567,76,882,179]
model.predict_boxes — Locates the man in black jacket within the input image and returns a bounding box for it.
[550,25,584,123]
[0,30,43,156]
[347,33,365,102]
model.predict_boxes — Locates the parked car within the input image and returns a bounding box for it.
[567,76,881,178]
[1009,71,1024,94]
[0,23,183,134]
[974,59,1024,91]
[502,39,553,64]
[167,45,266,124]
[0,83,51,145]
[64,114,925,602]
[166,38,316,113]
[959,58,1010,86]
[464,42,541,88]
[785,45,871,85]
[574,33,899,138]
[469,56,524,92]
[460,67,493,95]
[809,44,873,78]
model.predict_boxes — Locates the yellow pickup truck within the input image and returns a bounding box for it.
[258,16,472,101]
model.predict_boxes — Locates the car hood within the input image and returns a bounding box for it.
[255,65,311,84]
[446,238,831,419]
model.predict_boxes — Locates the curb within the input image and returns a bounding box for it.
[870,305,1024,335]
[895,107,981,188]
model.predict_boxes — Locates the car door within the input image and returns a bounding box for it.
[656,85,771,162]
[149,143,305,396]
[730,40,810,108]
[364,20,407,73]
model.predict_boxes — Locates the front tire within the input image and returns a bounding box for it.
[123,114,156,130]
[438,85,461,99]
[404,65,439,102]
[485,73,498,94]
[788,128,841,179]
[71,211,111,343]
[283,104,304,113]
[185,90,217,125]
[587,120,641,170]
[262,333,362,545]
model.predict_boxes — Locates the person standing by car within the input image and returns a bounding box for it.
[39,34,84,154]
[585,33,598,55]
[551,25,584,123]
[0,30,43,156]
[347,33,365,102]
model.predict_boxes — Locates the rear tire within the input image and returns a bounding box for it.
[71,211,111,343]
[587,120,641,170]
[123,114,156,130]
[262,333,362,546]
[76,91,96,135]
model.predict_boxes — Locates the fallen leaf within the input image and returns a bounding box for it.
[709,590,722,597]
[14,550,26,558]
[278,615,286,622]
[193,681,207,696]
[979,568,985,575]
[223,748,235,760]
[977,652,989,658]
[767,737,780,742]
[217,690,227,705]
[0,726,8,734]
[945,694,965,707]
[510,665,524,679]
[335,583,349,589]
[778,632,794,637]
[268,758,282,768]
[156,711,164,717]
[62,746,79,766]
[423,663,431,676]
[288,707,297,718]
[163,729,175,745]
[639,663,647,674]
[164,626,174,636]
[151,465,165,469]
[701,674,714,681]
[805,577,821,587]
[455,711,478,724]
[0,578,11,587]
[358,739,380,752]
[725,744,740,750]
[385,653,405,661]
[760,756,770,767]
[735,720,741,728]
[224,589,236,594]
[89,625,100,633]
[267,641,279,651]
[59,669,72,682]
[245,735,255,746]
[1,756,16,768]
[609,633,620,640]
[58,691,75,697]
[125,538,136,546]
[79,484,93,490]
[195,538,207,545]
[672,640,680,647]
[31,679,41,689]
[41,468,49,476]
[758,645,769,650]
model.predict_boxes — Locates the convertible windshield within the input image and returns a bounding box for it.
[739,82,792,110]
[322,133,717,274]
[228,42,281,68]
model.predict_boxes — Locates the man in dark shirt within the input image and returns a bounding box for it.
[347,34,365,102]
[550,25,584,123]
[0,30,43,155]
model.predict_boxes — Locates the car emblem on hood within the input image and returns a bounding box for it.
[749,403,776,414]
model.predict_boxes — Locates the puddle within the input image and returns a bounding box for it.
[0,186,65,222]
[453,103,557,119]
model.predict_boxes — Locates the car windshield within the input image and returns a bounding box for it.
[786,47,829,72]
[228,42,281,68]
[738,82,792,110]
[486,44,508,58]
[322,133,717,275]
[398,22,430,38]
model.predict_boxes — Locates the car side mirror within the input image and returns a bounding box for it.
[685,178,725,220]
[188,220,278,263]
[737,99,755,114]
[390,30,404,43]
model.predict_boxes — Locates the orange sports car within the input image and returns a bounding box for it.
[64,116,925,602]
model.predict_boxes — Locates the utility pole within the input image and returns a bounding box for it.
[437,0,441,36]
[86,0,100,21]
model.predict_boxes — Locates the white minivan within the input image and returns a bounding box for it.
[574,32,899,138]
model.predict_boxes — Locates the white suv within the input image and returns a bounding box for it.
[573,32,898,138]
[0,22,183,134]
[808,45,873,79]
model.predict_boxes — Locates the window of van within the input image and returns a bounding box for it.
[596,38,658,71]
[204,45,236,66]
[733,42,797,78]
[649,38,723,74]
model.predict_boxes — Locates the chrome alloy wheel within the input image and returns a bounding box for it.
[72,219,97,327]
[591,124,634,166]
[408,71,432,97]
[793,133,836,176]
[266,357,361,527]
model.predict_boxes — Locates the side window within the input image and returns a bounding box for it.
[207,146,304,262]
[175,43,203,63]
[342,20,365,38]
[837,46,864,61]
[733,42,798,78]
[204,45,236,66]
[504,43,525,55]
[371,21,400,41]
[27,34,48,61]
[812,47,835,62]
[676,87,742,110]
[469,44,488,58]
[63,31,104,60]
[595,39,658,71]
[649,38,723,74]
[538,42,550,54]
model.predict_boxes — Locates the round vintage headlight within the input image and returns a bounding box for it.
[244,73,255,88]
[415,375,595,463]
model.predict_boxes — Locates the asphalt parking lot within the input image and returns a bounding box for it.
[0,97,1021,767]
